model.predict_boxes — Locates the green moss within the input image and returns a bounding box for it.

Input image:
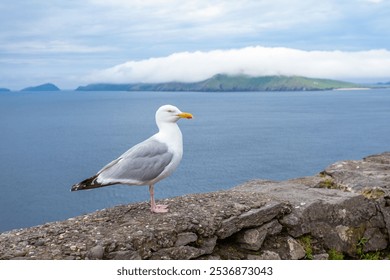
[318,178,339,189]
[298,235,313,260]
[355,237,382,259]
[328,249,344,260]
[356,237,368,257]
[345,225,367,257]
[360,251,381,260]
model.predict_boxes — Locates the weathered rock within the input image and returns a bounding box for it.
[175,232,198,247]
[248,251,281,260]
[287,237,306,260]
[213,242,246,260]
[216,201,287,239]
[313,253,329,260]
[0,152,389,260]
[197,254,221,260]
[324,152,390,196]
[235,219,283,254]
[233,170,388,257]
[380,198,390,243]
[198,236,218,254]
[108,250,141,260]
[151,246,205,260]
[362,228,388,252]
[236,226,267,251]
[87,245,105,260]
[0,191,284,260]
[262,220,283,236]
[259,235,306,260]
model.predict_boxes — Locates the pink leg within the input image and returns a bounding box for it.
[149,185,168,213]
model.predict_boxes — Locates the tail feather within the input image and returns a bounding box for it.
[71,175,114,191]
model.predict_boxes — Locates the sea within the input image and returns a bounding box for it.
[0,89,389,232]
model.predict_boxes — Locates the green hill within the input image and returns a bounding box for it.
[194,74,360,91]
[76,74,361,92]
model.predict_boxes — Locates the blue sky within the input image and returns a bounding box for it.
[1,0,390,89]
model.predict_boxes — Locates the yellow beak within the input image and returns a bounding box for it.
[177,112,193,119]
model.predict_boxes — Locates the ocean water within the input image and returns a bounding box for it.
[0,89,389,232]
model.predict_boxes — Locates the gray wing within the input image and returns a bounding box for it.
[97,138,174,184]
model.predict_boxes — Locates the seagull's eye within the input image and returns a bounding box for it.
[167,109,174,113]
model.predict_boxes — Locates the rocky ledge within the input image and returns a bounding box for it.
[1,152,389,260]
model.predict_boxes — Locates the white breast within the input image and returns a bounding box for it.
[150,123,183,184]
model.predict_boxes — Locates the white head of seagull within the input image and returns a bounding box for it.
[155,104,193,129]
[71,104,193,214]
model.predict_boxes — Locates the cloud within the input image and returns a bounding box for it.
[2,1,390,89]
[86,46,390,84]
[366,0,383,3]
[0,40,116,54]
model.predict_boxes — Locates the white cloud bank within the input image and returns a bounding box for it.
[87,46,390,84]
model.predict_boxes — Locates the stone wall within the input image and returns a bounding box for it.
[1,152,389,260]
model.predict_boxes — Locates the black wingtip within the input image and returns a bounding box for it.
[70,184,81,192]
[70,175,100,192]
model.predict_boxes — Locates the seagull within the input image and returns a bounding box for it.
[71,104,193,213]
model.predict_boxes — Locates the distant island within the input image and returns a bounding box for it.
[21,83,60,92]
[377,81,390,86]
[5,75,379,93]
[76,74,362,92]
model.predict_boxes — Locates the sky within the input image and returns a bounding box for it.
[1,0,390,90]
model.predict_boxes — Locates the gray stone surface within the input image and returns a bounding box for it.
[0,152,389,260]
[175,232,198,246]
[0,191,281,260]
[287,237,306,260]
[236,226,268,251]
[247,251,281,260]
[87,245,104,260]
[324,152,390,195]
